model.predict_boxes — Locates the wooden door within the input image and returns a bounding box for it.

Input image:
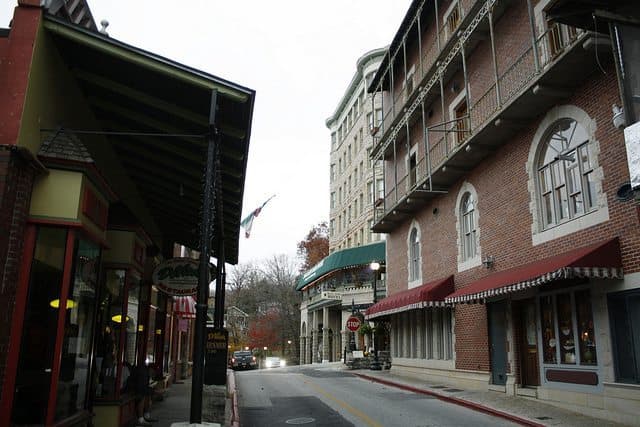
[520,299,540,386]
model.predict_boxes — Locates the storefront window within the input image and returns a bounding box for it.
[540,295,557,364]
[576,290,597,365]
[121,274,142,393]
[557,293,576,364]
[540,290,597,366]
[94,269,125,399]
[12,227,68,425]
[54,239,101,421]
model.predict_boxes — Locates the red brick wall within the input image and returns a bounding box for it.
[0,147,37,403]
[385,69,638,372]
[0,3,41,404]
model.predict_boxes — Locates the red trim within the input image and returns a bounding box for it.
[447,238,622,302]
[28,217,83,228]
[366,276,454,317]
[46,230,76,425]
[27,218,110,248]
[82,187,108,230]
[0,225,37,426]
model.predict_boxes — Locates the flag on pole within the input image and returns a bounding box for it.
[240,195,275,238]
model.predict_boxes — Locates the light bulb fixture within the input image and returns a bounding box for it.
[50,299,75,309]
[111,314,130,323]
[370,261,380,271]
[482,255,495,269]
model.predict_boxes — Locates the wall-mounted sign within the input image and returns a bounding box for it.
[321,291,341,301]
[152,257,201,295]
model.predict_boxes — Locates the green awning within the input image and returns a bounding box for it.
[296,241,385,290]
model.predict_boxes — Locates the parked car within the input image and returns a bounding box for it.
[230,351,257,370]
[264,356,286,368]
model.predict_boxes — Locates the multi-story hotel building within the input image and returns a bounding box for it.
[326,48,386,252]
[297,49,391,365]
[364,0,640,423]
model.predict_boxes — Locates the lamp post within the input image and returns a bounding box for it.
[369,261,381,370]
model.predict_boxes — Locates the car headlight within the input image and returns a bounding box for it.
[265,361,272,368]
[281,360,286,367]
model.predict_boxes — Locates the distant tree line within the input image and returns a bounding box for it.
[224,222,329,364]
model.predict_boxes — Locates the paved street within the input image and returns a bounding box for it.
[236,365,517,427]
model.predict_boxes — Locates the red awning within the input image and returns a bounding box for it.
[173,296,196,318]
[365,276,454,320]
[445,238,623,304]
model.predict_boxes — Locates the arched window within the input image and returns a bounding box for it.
[460,192,476,261]
[409,227,420,283]
[536,118,596,229]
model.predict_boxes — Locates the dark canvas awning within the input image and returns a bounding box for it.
[365,275,454,320]
[445,238,623,304]
[296,241,386,291]
[41,15,255,263]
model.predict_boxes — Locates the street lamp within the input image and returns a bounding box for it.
[369,261,382,370]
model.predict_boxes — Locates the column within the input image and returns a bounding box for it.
[312,311,318,363]
[322,307,330,363]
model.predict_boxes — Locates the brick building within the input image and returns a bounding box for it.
[364,0,640,423]
[0,2,254,426]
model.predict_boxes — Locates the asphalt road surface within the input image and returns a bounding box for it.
[236,365,518,427]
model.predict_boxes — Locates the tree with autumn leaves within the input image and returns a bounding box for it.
[296,221,329,273]
[225,223,329,363]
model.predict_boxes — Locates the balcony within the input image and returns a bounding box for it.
[378,0,482,139]
[372,24,610,233]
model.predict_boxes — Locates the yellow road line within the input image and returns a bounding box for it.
[303,378,383,427]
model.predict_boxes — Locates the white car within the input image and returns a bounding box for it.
[264,357,286,368]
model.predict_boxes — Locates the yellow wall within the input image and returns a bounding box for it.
[29,169,82,220]
[17,22,107,155]
[103,230,135,265]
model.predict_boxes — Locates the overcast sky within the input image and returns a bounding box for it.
[1,1,411,265]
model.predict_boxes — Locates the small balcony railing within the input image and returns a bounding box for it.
[379,0,478,139]
[375,22,584,222]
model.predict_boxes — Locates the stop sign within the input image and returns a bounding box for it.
[346,315,361,332]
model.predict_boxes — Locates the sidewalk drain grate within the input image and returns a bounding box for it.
[431,385,447,389]
[286,418,316,424]
[535,416,552,420]
[443,388,463,392]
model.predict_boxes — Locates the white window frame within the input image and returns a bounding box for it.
[407,220,422,288]
[406,145,419,190]
[455,181,482,271]
[526,105,608,246]
[443,0,461,40]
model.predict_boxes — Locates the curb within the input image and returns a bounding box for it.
[354,373,544,427]
[226,370,240,427]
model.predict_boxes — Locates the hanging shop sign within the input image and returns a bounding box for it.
[205,327,228,385]
[152,257,201,295]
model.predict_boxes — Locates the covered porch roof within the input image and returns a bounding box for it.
[42,15,255,263]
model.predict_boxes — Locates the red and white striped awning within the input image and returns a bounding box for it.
[365,276,454,320]
[173,296,196,318]
[445,238,623,304]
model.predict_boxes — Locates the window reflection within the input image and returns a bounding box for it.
[94,269,125,399]
[54,239,100,421]
[12,227,67,425]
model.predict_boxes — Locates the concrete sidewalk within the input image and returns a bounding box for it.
[350,367,630,427]
[146,376,229,427]
[151,378,192,427]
